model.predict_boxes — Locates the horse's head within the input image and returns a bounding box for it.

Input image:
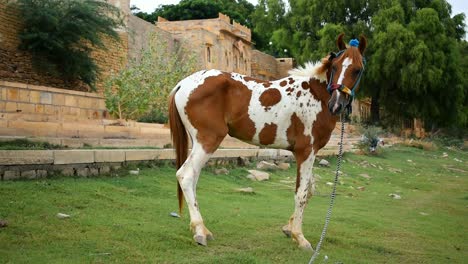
[326,33,367,115]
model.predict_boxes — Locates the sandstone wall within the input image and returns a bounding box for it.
[251,50,278,80]
[0,81,108,122]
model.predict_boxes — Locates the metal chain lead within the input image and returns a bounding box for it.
[308,115,345,264]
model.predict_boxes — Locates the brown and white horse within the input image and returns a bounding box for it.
[168,33,367,250]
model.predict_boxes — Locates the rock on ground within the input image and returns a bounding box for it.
[247,170,270,181]
[278,162,291,170]
[0,220,8,228]
[56,213,71,219]
[214,167,229,175]
[318,159,330,167]
[256,161,279,170]
[235,187,255,193]
[389,193,401,199]
[359,173,371,179]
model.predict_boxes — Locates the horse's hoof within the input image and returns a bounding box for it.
[298,242,314,252]
[206,233,214,241]
[194,235,207,246]
[282,225,291,238]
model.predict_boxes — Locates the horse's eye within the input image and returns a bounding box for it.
[332,65,337,71]
[353,69,361,76]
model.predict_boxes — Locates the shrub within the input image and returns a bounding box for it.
[357,126,384,155]
[104,32,198,122]
[13,0,123,89]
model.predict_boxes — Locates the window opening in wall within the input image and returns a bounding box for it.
[207,46,211,63]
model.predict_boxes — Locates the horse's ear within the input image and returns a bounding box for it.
[359,35,367,54]
[337,33,346,50]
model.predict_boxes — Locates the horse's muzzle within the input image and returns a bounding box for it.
[328,90,347,115]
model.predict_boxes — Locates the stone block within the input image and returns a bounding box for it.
[76,168,89,177]
[98,99,106,110]
[19,89,30,102]
[60,167,75,177]
[155,149,175,160]
[64,95,78,107]
[63,123,105,138]
[17,103,35,114]
[36,170,48,178]
[21,170,36,179]
[68,107,79,116]
[7,82,27,89]
[99,166,111,174]
[110,164,122,171]
[0,101,5,111]
[8,120,59,137]
[5,102,17,112]
[89,168,99,176]
[54,150,95,164]
[78,97,92,109]
[95,150,125,162]
[104,125,133,137]
[0,150,54,165]
[30,91,41,103]
[35,104,44,113]
[59,138,84,148]
[39,92,52,104]
[53,93,65,106]
[6,88,18,101]
[1,87,6,100]
[257,149,280,158]
[4,170,19,180]
[213,149,258,158]
[44,105,58,115]
[125,150,160,161]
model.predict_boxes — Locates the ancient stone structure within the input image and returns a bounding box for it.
[155,13,293,79]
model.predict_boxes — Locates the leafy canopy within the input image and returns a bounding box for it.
[133,0,255,29]
[14,0,124,89]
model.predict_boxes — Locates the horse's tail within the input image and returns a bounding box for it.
[168,88,188,214]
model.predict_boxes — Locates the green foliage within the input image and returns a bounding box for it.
[13,0,124,89]
[137,108,169,124]
[133,0,255,29]
[0,139,64,150]
[133,0,467,130]
[251,0,286,54]
[104,33,198,122]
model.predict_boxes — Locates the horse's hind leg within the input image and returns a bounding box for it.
[177,134,226,246]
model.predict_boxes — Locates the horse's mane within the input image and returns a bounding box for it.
[288,58,330,83]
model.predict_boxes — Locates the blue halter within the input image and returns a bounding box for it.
[326,39,366,102]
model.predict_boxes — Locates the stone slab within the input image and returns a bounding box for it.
[54,150,95,165]
[95,150,126,163]
[125,150,160,161]
[0,150,54,165]
[213,149,258,158]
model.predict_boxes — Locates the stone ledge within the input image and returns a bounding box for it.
[54,150,95,165]
[0,150,54,165]
[0,148,296,166]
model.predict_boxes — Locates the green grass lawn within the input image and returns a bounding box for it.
[0,145,467,263]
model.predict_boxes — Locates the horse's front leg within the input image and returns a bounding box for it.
[282,148,316,250]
